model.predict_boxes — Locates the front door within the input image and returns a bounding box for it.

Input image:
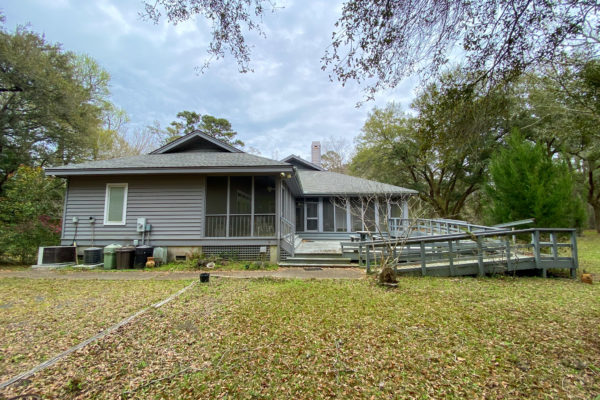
[305,200,319,231]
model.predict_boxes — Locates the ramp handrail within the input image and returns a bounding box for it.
[341,228,578,278]
[388,218,502,237]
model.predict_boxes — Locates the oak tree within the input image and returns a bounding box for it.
[141,0,600,96]
[0,22,107,192]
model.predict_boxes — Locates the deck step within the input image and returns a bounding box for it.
[278,262,357,268]
[282,257,352,265]
[292,253,344,258]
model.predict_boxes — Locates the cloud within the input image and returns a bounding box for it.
[4,0,419,159]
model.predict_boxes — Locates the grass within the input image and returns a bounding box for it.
[1,277,598,399]
[1,232,599,398]
[577,230,600,275]
[0,265,30,271]
[154,260,278,272]
[0,278,190,383]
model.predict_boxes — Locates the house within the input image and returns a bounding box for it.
[46,131,416,262]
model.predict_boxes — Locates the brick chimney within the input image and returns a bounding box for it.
[311,141,321,166]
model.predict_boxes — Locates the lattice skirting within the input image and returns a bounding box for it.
[280,248,291,261]
[201,245,271,261]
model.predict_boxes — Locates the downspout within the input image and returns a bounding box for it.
[60,178,69,245]
[276,176,282,261]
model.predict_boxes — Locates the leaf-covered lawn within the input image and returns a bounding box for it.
[0,278,190,383]
[3,277,598,399]
[578,230,600,275]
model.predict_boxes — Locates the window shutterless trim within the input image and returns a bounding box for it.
[103,183,128,225]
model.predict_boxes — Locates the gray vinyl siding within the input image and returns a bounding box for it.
[61,175,204,246]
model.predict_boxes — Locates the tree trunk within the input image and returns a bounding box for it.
[593,204,600,233]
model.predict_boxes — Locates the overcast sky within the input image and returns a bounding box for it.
[3,0,417,161]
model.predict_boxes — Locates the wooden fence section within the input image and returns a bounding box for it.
[341,228,578,278]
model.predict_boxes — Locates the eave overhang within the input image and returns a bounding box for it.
[46,165,294,177]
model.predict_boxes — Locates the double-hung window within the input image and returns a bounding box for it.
[104,183,128,225]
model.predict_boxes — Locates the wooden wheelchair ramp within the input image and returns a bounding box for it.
[341,228,579,278]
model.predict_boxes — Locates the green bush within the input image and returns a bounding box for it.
[484,132,585,228]
[0,166,63,263]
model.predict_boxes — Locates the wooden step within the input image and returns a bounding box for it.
[292,253,344,259]
[283,256,352,265]
[278,262,357,268]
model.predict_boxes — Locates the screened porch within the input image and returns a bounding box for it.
[294,196,408,234]
[205,176,277,237]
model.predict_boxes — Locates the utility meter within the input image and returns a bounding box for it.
[136,217,147,232]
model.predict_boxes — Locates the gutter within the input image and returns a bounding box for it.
[45,165,294,177]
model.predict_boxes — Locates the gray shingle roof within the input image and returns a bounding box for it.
[46,152,291,175]
[46,151,416,197]
[296,170,417,196]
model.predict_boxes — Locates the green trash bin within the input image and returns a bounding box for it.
[103,244,122,270]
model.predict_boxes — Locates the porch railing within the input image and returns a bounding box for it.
[280,217,295,256]
[205,214,276,237]
[254,214,276,237]
[205,215,227,237]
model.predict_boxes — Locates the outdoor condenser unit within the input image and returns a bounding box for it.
[37,246,77,265]
[83,247,103,265]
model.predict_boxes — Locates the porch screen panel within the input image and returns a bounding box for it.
[229,177,252,236]
[323,199,334,232]
[334,199,347,232]
[254,176,276,236]
[295,200,304,232]
[364,200,376,231]
[390,202,403,218]
[350,198,363,232]
[206,176,228,237]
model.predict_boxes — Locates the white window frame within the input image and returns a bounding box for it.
[104,183,128,225]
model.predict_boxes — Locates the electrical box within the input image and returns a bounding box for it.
[136,217,147,232]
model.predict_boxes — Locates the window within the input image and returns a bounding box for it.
[104,183,128,225]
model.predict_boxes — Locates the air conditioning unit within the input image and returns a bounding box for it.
[37,246,77,265]
[83,247,103,265]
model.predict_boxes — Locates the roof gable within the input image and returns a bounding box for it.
[281,155,324,171]
[149,131,243,154]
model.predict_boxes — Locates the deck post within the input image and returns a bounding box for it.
[448,240,455,276]
[505,237,512,272]
[420,241,426,276]
[476,237,484,277]
[358,243,362,266]
[550,232,558,261]
[570,231,579,279]
[532,230,544,277]
[365,244,371,274]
